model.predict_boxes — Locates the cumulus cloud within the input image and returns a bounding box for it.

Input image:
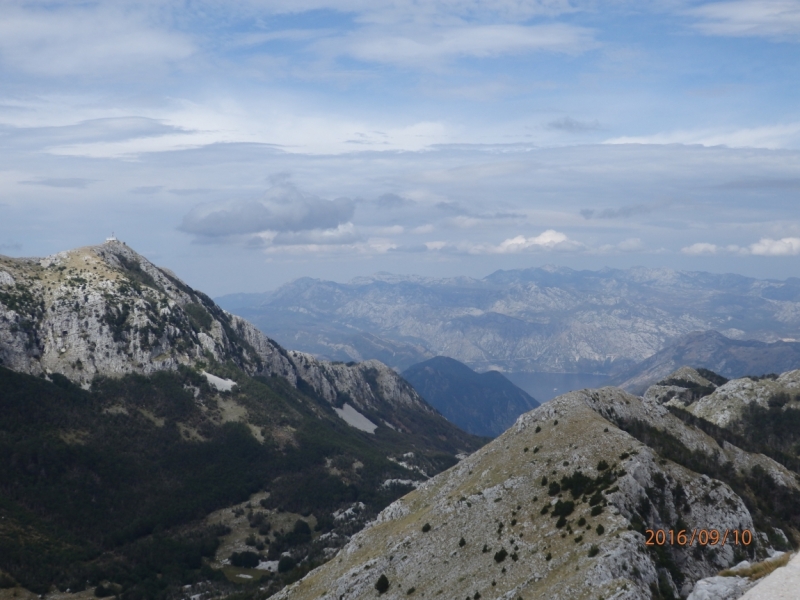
[484,229,583,253]
[749,237,800,256]
[179,179,355,241]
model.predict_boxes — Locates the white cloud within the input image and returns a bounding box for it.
[682,242,718,255]
[605,122,800,150]
[480,229,584,254]
[681,238,800,256]
[749,236,800,255]
[271,222,361,245]
[689,0,800,40]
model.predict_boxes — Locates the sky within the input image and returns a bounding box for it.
[1,0,800,295]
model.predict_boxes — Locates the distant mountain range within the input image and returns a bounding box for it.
[612,330,800,394]
[401,356,539,437]
[216,267,800,376]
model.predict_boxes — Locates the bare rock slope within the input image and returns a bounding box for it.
[0,241,436,425]
[274,384,799,600]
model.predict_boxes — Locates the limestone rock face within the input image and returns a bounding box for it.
[683,370,800,428]
[0,242,430,421]
[273,387,797,600]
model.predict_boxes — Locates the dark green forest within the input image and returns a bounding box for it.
[0,365,481,598]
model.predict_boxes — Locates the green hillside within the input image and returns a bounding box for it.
[0,364,482,598]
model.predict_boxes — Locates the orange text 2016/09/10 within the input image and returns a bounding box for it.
[644,529,753,547]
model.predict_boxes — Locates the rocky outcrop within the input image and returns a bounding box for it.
[680,370,800,428]
[273,386,798,600]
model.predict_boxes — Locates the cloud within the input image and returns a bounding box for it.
[327,23,596,67]
[483,229,583,254]
[547,116,601,133]
[271,222,362,245]
[682,242,719,255]
[681,238,800,256]
[581,204,657,219]
[749,237,800,256]
[179,180,355,240]
[19,177,94,188]
[0,4,194,77]
[604,122,800,150]
[688,1,800,40]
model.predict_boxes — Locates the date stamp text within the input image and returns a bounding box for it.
[645,529,753,547]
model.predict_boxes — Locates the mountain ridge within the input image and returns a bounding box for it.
[216,266,800,376]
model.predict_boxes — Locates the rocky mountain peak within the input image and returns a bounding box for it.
[0,242,453,436]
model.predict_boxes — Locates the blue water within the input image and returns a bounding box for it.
[504,372,612,403]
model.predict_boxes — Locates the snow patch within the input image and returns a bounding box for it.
[334,403,377,434]
[202,371,237,392]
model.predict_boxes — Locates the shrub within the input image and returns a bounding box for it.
[548,482,561,496]
[591,505,603,517]
[407,588,416,595]
[230,551,260,568]
[459,537,466,547]
[375,574,390,594]
[588,545,599,557]
[494,548,508,563]
[596,524,605,535]
[545,552,552,561]
[552,500,574,517]
[577,517,586,526]
[535,425,541,433]
[555,516,567,528]
[422,523,431,533]
[94,584,114,598]
[597,460,609,471]
[278,555,297,573]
